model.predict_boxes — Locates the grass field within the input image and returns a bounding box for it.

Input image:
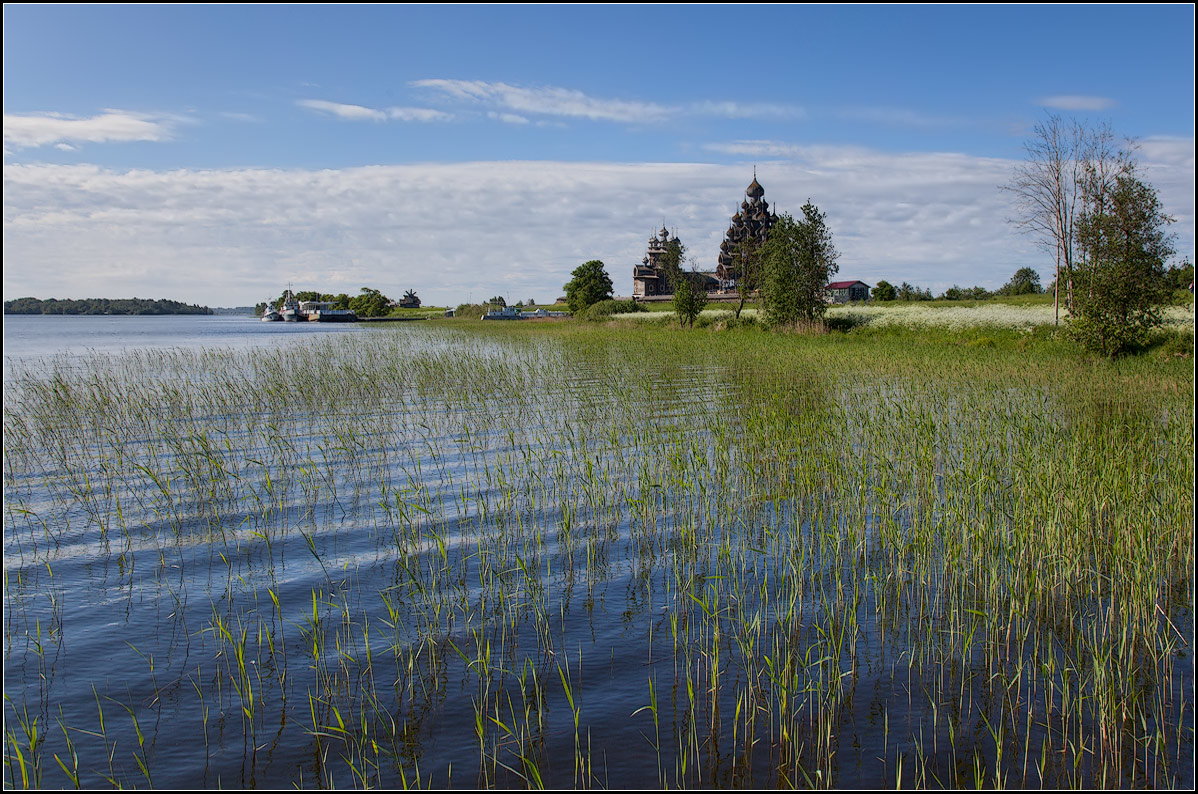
[4,309,1193,788]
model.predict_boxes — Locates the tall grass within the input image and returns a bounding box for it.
[3,318,1192,788]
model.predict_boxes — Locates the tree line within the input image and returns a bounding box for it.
[871,267,1045,302]
[4,297,213,315]
[256,287,414,318]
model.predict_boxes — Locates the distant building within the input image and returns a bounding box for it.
[825,280,871,303]
[716,174,777,292]
[632,226,720,299]
[633,226,682,298]
[398,289,421,308]
[630,174,862,304]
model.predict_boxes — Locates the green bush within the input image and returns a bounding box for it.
[578,299,646,321]
[1145,327,1193,359]
[715,313,761,331]
[454,303,488,319]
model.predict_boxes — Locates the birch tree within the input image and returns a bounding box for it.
[1003,114,1129,325]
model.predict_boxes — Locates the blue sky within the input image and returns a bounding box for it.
[4,4,1194,307]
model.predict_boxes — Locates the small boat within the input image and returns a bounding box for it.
[261,306,282,321]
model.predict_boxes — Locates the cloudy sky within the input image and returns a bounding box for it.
[3,4,1194,307]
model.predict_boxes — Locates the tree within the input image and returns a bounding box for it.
[731,234,763,319]
[996,267,1042,296]
[1163,258,1193,294]
[872,280,897,301]
[349,287,392,317]
[1003,114,1128,324]
[939,285,993,301]
[1069,168,1176,356]
[760,202,839,327]
[898,282,932,301]
[658,239,707,328]
[564,260,613,315]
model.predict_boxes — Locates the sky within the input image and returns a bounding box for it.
[3,4,1194,308]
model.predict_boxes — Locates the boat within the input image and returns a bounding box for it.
[261,305,282,321]
[281,289,301,322]
[299,300,357,322]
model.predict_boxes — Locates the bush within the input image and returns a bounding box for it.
[454,303,488,319]
[1070,168,1175,357]
[578,299,645,321]
[714,314,761,331]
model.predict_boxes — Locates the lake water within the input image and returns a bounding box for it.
[3,317,1192,789]
[3,314,372,363]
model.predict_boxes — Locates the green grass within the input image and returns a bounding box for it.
[3,317,1192,788]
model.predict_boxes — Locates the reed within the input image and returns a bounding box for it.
[2,316,1192,787]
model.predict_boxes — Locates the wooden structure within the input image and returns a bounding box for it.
[632,226,682,298]
[825,280,871,303]
[716,173,777,292]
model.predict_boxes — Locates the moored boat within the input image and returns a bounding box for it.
[281,290,301,322]
[299,300,357,322]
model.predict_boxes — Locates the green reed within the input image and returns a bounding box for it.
[3,318,1192,788]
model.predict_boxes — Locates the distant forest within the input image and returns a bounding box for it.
[4,297,213,315]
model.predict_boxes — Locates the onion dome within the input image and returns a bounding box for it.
[746,177,765,199]
[659,226,669,240]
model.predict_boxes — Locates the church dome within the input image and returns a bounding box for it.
[746,177,765,199]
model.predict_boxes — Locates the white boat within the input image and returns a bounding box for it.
[261,306,282,321]
[281,289,301,322]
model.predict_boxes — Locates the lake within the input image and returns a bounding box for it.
[3,313,374,364]
[3,317,1192,788]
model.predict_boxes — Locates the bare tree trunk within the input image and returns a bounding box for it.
[1002,113,1090,321]
[1054,243,1061,326]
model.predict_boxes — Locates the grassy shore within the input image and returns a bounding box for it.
[4,311,1193,788]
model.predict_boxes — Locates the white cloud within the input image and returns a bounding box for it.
[4,146,1191,307]
[703,140,806,158]
[297,99,388,121]
[219,111,264,123]
[413,79,672,124]
[412,79,805,125]
[488,111,530,125]
[686,101,805,120]
[1037,95,1116,111]
[297,99,454,123]
[387,107,455,123]
[3,110,178,149]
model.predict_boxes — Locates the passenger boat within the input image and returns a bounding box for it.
[261,305,282,321]
[281,289,301,322]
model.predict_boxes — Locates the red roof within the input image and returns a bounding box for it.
[826,280,869,289]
